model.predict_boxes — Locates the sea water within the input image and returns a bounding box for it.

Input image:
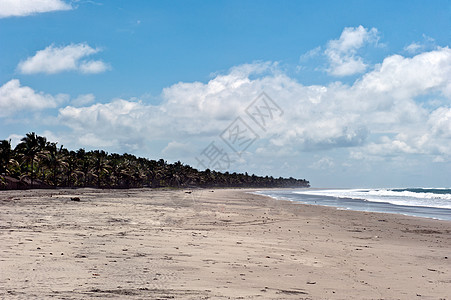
[254,188,451,221]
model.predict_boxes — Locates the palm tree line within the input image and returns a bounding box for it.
[0,132,310,189]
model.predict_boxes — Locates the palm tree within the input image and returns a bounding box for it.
[42,143,68,187]
[15,132,41,187]
[62,150,78,187]
[75,148,91,187]
[3,133,311,190]
[0,140,12,174]
[92,150,110,188]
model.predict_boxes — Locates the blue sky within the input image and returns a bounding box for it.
[1,0,450,188]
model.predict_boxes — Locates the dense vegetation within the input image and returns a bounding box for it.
[0,132,310,190]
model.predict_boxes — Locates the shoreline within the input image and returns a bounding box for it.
[252,188,451,222]
[1,188,450,299]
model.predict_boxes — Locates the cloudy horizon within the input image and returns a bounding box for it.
[1,1,450,188]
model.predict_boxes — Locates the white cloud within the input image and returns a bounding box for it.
[162,141,194,158]
[6,134,24,148]
[325,25,379,76]
[58,99,157,149]
[57,63,275,149]
[59,99,149,131]
[299,46,321,62]
[404,35,436,55]
[429,107,451,138]
[355,47,451,99]
[71,93,95,106]
[54,46,451,165]
[18,43,110,74]
[0,79,67,117]
[0,0,71,18]
[310,157,335,170]
[404,42,422,54]
[78,133,115,148]
[79,60,110,74]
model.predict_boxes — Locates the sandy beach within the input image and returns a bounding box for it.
[0,188,450,299]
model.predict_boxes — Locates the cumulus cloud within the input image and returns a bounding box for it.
[325,25,379,76]
[355,47,451,99]
[59,99,149,131]
[79,60,110,74]
[71,93,95,107]
[18,43,110,74]
[0,0,71,18]
[58,99,157,149]
[54,45,451,165]
[429,107,451,138]
[0,79,67,117]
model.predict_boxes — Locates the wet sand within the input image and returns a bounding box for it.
[0,188,450,299]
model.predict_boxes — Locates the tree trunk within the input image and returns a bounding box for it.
[30,156,34,188]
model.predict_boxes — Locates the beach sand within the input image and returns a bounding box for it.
[0,188,450,299]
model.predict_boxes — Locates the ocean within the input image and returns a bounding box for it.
[253,188,451,221]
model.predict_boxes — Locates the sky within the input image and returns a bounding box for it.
[0,0,450,188]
